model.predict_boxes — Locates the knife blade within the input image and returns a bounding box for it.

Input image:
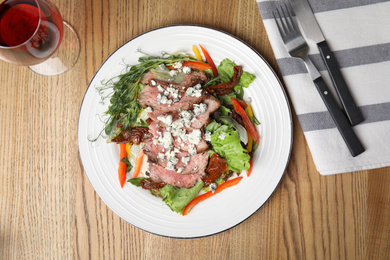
[289,0,364,126]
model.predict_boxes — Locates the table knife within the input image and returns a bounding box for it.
[289,0,364,126]
[302,56,365,157]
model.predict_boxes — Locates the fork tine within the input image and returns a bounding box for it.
[284,3,299,32]
[276,7,290,35]
[281,4,294,33]
[272,10,285,38]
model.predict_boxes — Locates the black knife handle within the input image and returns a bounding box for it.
[313,77,365,157]
[317,40,364,126]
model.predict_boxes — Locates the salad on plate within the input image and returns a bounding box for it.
[95,44,260,215]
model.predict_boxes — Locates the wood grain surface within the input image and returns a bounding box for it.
[0,0,389,259]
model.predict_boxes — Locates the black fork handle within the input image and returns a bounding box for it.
[313,76,365,157]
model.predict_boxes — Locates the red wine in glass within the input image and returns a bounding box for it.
[0,0,64,67]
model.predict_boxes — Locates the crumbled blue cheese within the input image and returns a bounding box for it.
[157,114,173,126]
[179,110,193,127]
[193,103,207,116]
[169,70,178,77]
[187,129,202,145]
[188,144,197,155]
[218,132,226,140]
[181,156,191,165]
[165,149,179,171]
[205,131,211,142]
[158,132,173,149]
[157,153,166,162]
[173,62,182,69]
[159,63,166,69]
[177,167,184,173]
[182,66,191,74]
[157,85,165,92]
[185,85,202,97]
[166,161,176,171]
[151,80,157,86]
[169,118,184,130]
[157,93,169,104]
[166,86,179,100]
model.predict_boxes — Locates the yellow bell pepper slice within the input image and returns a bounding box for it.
[192,45,202,61]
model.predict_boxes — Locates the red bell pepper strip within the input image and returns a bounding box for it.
[199,44,218,77]
[246,158,253,177]
[167,60,212,71]
[118,143,127,188]
[236,98,248,108]
[133,149,144,178]
[182,177,243,215]
[231,97,259,145]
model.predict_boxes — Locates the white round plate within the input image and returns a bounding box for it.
[78,25,292,238]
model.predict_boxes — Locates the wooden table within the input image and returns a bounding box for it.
[1,0,389,259]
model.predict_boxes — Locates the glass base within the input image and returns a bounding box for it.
[29,21,80,76]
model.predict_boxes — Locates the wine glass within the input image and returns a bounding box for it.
[0,0,80,76]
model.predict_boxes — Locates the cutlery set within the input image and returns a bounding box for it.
[273,0,365,157]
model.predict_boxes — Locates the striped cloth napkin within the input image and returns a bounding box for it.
[256,0,390,175]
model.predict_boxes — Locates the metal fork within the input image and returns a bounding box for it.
[273,4,364,157]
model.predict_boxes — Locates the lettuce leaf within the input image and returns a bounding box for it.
[217,58,255,88]
[211,128,250,173]
[160,181,204,214]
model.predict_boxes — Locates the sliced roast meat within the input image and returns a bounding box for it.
[147,121,209,152]
[190,95,221,129]
[140,71,154,84]
[149,163,202,189]
[147,94,221,130]
[142,131,209,159]
[178,71,209,87]
[144,144,209,175]
[140,70,208,87]
[138,84,204,113]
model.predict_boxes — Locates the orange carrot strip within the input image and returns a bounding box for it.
[133,149,144,178]
[118,143,127,188]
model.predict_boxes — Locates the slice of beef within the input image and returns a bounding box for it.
[144,144,209,176]
[147,94,221,130]
[147,110,180,128]
[148,163,202,189]
[178,71,209,87]
[182,152,209,175]
[140,71,154,84]
[140,70,209,87]
[142,131,209,160]
[147,121,209,152]
[138,85,204,113]
[190,95,221,129]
